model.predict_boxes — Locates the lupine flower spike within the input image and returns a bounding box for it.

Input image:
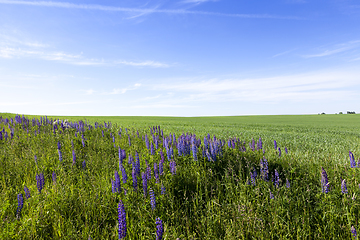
[321,167,329,193]
[150,188,156,210]
[341,179,348,194]
[16,193,24,218]
[118,200,127,239]
[351,225,357,238]
[156,217,164,240]
[24,186,31,199]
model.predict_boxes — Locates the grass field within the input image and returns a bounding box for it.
[0,113,359,239]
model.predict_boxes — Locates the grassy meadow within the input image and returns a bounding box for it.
[0,113,360,239]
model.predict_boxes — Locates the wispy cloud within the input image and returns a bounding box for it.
[103,83,142,95]
[272,48,297,58]
[181,0,219,4]
[303,40,360,58]
[151,68,360,103]
[0,46,169,67]
[0,0,303,20]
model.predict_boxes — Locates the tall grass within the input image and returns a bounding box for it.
[0,114,359,239]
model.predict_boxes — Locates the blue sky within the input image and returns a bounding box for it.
[0,0,359,116]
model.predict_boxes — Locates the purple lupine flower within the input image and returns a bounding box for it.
[128,154,133,165]
[151,142,155,155]
[128,135,131,146]
[115,171,121,193]
[102,130,104,137]
[278,148,281,157]
[154,162,159,183]
[170,160,176,175]
[285,147,288,154]
[274,169,280,188]
[321,167,329,193]
[159,158,164,175]
[341,179,348,194]
[135,151,140,176]
[120,165,127,184]
[156,217,164,240]
[111,179,116,193]
[146,166,152,180]
[270,190,274,199]
[161,184,166,195]
[260,157,269,181]
[132,168,137,190]
[16,193,24,218]
[286,178,290,188]
[57,141,61,150]
[274,140,277,149]
[58,149,63,162]
[192,139,197,161]
[36,174,43,193]
[82,160,86,170]
[72,150,76,165]
[250,167,257,186]
[149,188,156,210]
[52,171,56,184]
[24,186,31,199]
[142,172,148,197]
[82,139,85,148]
[351,226,357,238]
[350,151,356,168]
[118,200,127,239]
[145,134,150,149]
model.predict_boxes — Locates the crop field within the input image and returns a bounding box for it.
[0,113,360,239]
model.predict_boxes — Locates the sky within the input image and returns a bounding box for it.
[0,0,360,116]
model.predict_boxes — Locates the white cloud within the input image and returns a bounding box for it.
[0,0,303,20]
[272,48,297,58]
[151,68,360,103]
[115,60,169,68]
[103,83,142,95]
[303,40,360,58]
[0,46,168,68]
[181,0,219,3]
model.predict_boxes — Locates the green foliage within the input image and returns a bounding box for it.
[0,113,360,239]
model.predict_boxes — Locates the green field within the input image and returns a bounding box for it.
[1,113,360,239]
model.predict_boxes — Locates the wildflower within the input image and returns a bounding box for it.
[120,165,127,184]
[36,173,44,193]
[156,217,164,240]
[274,169,280,188]
[341,179,348,194]
[151,142,155,155]
[118,200,127,239]
[161,184,166,195]
[274,140,277,149]
[159,158,164,175]
[150,188,156,210]
[57,141,61,150]
[52,171,56,184]
[16,193,23,218]
[286,178,290,188]
[72,150,76,165]
[278,147,281,157]
[154,162,159,183]
[321,167,329,193]
[58,149,63,162]
[285,147,288,154]
[132,168,137,190]
[170,160,176,175]
[111,179,116,193]
[115,171,121,193]
[82,160,86,170]
[24,186,31,199]
[270,190,274,199]
[350,151,356,168]
[260,157,269,181]
[351,225,357,238]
